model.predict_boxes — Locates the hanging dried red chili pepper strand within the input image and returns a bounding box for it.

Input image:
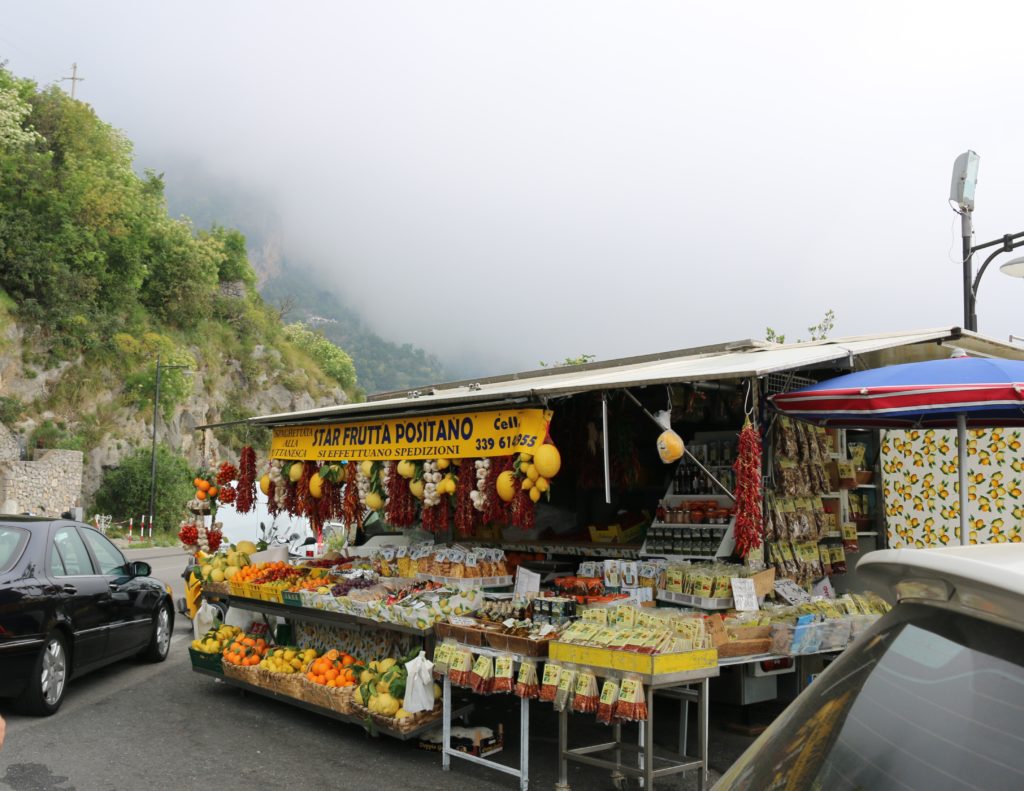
[236,446,257,514]
[483,456,513,526]
[733,418,764,558]
[386,467,416,527]
[266,479,279,517]
[454,461,476,537]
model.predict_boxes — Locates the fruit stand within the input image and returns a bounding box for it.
[186,331,1018,786]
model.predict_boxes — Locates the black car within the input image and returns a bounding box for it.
[0,516,174,715]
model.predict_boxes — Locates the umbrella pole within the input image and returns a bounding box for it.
[957,414,968,546]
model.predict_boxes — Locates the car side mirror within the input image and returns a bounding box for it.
[130,561,152,577]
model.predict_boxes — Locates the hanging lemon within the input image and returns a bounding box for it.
[529,487,542,503]
[522,478,534,491]
[526,464,540,482]
[496,471,517,502]
[534,445,561,478]
[288,463,303,483]
[365,491,383,511]
[409,479,425,499]
[436,459,451,470]
[535,477,550,493]
[259,474,271,496]
[360,461,374,478]
[309,472,324,499]
[396,460,416,479]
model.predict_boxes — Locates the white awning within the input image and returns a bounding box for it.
[250,327,1024,427]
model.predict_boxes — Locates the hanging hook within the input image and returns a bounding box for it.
[743,379,755,421]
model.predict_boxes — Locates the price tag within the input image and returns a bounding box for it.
[730,578,759,611]
[812,576,835,599]
[465,554,478,568]
[448,548,466,564]
[513,567,541,599]
[448,615,478,627]
[774,578,812,605]
[381,548,396,561]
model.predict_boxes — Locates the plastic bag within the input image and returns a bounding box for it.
[193,601,218,640]
[402,651,436,714]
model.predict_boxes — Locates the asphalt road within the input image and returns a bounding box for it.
[0,549,758,790]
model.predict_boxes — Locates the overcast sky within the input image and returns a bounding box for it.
[6,2,1024,374]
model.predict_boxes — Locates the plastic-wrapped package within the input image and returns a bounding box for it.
[514,659,540,699]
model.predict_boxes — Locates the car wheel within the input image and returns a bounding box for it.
[17,631,68,716]
[140,601,172,663]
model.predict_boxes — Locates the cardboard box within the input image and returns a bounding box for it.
[548,642,717,675]
[418,724,503,757]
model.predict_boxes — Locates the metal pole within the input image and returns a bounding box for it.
[957,414,969,545]
[602,392,612,504]
[963,213,975,331]
[148,355,162,534]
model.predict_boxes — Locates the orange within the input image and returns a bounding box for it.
[196,490,207,501]
[197,479,211,492]
[208,486,219,498]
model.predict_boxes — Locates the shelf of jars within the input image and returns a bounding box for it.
[641,494,736,560]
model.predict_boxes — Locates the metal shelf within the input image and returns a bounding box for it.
[208,593,432,637]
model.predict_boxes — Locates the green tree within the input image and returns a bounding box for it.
[766,309,836,344]
[91,445,194,533]
[283,322,357,390]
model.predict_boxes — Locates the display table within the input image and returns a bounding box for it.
[552,663,719,791]
[441,643,532,791]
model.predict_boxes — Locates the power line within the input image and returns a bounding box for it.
[60,62,83,98]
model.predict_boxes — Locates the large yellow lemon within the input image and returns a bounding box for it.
[309,472,324,499]
[365,492,383,511]
[534,444,561,478]
[360,461,374,478]
[396,460,416,479]
[496,471,517,503]
[288,463,304,482]
[436,459,450,470]
[259,474,271,496]
[409,479,425,499]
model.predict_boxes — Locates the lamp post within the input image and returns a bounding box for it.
[951,151,1024,331]
[148,355,190,534]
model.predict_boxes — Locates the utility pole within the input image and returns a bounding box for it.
[61,63,84,99]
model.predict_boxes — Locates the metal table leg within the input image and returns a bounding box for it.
[643,684,655,789]
[678,687,690,757]
[520,693,530,791]
[698,677,709,791]
[555,705,570,791]
[442,673,452,772]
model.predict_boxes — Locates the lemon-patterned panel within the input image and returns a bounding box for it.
[882,428,1024,548]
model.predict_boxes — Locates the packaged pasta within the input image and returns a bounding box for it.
[514,659,540,699]
[492,654,514,694]
[553,668,577,712]
[571,671,599,714]
[539,662,562,702]
[595,679,620,725]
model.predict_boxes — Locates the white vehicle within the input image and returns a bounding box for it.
[715,546,1024,790]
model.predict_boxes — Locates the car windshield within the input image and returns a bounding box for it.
[0,526,29,573]
[716,603,1024,791]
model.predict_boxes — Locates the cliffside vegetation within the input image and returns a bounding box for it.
[0,64,358,528]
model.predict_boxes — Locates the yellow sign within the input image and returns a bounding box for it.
[270,408,550,461]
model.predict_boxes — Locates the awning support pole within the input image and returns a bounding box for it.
[957,414,969,546]
[620,388,735,501]
[602,392,612,504]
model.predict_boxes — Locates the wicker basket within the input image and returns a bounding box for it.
[257,668,305,699]
[319,685,355,715]
[222,661,261,685]
[204,581,230,596]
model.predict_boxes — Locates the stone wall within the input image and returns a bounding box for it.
[0,423,19,462]
[0,449,84,516]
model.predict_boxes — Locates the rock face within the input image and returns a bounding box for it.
[0,319,348,508]
[0,449,83,517]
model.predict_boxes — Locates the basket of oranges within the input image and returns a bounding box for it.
[302,650,360,713]
[221,634,270,683]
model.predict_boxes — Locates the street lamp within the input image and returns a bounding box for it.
[148,355,191,534]
[951,151,1024,331]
